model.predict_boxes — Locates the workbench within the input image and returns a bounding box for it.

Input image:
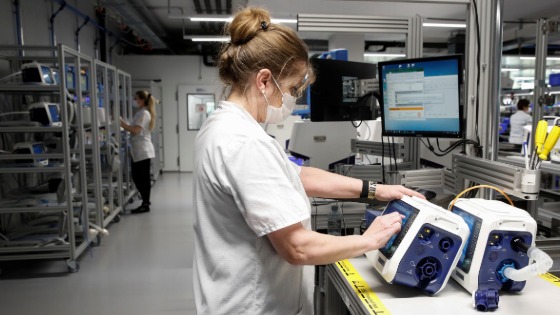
[318,255,560,315]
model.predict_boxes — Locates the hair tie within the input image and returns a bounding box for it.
[261,21,268,30]
[147,93,152,99]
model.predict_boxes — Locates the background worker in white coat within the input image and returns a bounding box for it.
[120,91,156,214]
[192,7,425,315]
[509,99,532,151]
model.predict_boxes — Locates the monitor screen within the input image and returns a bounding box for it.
[48,104,61,122]
[80,69,88,92]
[309,58,377,122]
[66,69,75,90]
[451,206,482,273]
[378,55,463,138]
[32,143,47,163]
[32,143,46,154]
[379,200,419,259]
[40,65,54,84]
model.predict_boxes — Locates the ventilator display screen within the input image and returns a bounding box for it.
[48,104,60,123]
[452,207,482,273]
[379,200,419,259]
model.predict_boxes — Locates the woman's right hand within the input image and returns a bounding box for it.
[362,212,403,251]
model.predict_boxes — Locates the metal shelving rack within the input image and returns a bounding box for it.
[94,61,124,227]
[117,70,136,206]
[0,45,102,272]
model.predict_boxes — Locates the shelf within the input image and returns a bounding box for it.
[0,245,70,255]
[0,126,64,133]
[0,166,65,173]
[0,206,67,213]
[0,85,61,93]
[0,153,65,160]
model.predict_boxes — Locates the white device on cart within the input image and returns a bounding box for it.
[29,102,62,127]
[450,199,545,311]
[365,195,469,294]
[12,142,49,166]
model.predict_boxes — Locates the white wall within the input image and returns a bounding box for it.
[0,0,101,58]
[115,55,221,172]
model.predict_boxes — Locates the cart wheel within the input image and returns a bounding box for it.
[112,215,121,223]
[66,259,80,273]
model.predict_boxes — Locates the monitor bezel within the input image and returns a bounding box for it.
[378,54,464,139]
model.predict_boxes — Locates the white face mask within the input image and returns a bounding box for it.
[262,76,297,124]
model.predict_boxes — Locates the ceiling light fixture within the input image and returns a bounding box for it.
[501,68,519,72]
[364,53,406,57]
[183,36,230,42]
[423,22,466,28]
[520,56,560,61]
[186,17,297,24]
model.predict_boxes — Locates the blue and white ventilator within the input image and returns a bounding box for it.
[450,197,553,311]
[365,195,470,294]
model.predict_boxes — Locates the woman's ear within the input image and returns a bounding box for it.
[255,69,272,94]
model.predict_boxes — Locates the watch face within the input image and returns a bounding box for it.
[368,182,376,199]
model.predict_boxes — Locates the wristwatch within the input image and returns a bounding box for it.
[367,181,377,199]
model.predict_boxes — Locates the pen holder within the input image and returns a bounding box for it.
[521,169,540,194]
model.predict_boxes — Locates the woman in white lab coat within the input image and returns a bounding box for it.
[120,91,156,213]
[192,7,424,315]
[508,99,532,150]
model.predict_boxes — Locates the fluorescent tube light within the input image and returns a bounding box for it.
[184,36,230,42]
[190,17,232,22]
[423,22,466,28]
[364,53,406,57]
[188,17,297,24]
[501,68,519,72]
[520,56,560,61]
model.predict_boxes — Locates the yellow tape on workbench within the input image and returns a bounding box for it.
[335,259,391,315]
[539,273,560,288]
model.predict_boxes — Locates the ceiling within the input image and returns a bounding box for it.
[101,0,560,66]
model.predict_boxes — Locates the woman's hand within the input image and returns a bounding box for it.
[119,117,126,129]
[362,211,403,250]
[374,184,426,201]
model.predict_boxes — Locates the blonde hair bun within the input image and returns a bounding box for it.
[227,7,271,45]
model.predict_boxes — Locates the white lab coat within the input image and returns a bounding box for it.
[130,108,155,162]
[509,110,532,145]
[193,101,313,314]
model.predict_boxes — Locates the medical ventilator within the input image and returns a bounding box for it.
[450,198,552,311]
[365,195,470,294]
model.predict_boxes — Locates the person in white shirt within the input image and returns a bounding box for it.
[508,99,532,150]
[120,91,156,213]
[192,7,425,315]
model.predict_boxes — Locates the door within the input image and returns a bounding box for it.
[178,85,219,172]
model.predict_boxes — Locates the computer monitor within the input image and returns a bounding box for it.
[309,58,377,122]
[378,55,463,138]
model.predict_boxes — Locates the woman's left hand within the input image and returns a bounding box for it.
[374,184,426,201]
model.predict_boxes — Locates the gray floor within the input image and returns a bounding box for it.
[0,173,196,315]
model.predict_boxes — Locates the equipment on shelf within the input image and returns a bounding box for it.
[108,137,121,174]
[29,102,62,127]
[12,142,48,166]
[21,62,56,85]
[450,199,552,311]
[365,195,469,295]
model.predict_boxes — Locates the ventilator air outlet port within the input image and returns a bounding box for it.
[416,257,441,282]
[439,237,453,253]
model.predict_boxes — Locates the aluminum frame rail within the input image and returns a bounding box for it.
[453,154,539,201]
[396,168,456,193]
